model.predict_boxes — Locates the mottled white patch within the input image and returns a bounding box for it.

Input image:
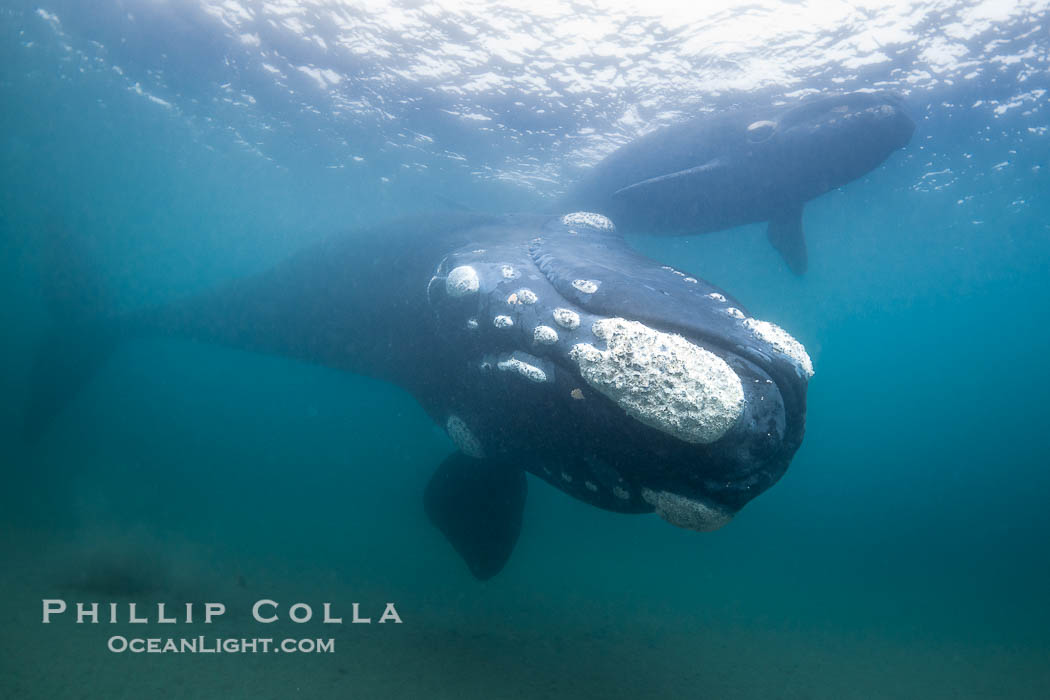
[725,307,746,319]
[497,356,548,383]
[642,489,732,531]
[507,288,538,305]
[446,415,485,459]
[706,292,727,303]
[584,480,598,492]
[493,315,514,329]
[553,308,581,329]
[472,249,486,254]
[560,471,573,482]
[684,277,698,284]
[569,318,745,444]
[613,486,630,500]
[570,388,585,400]
[572,279,600,294]
[466,318,479,330]
[743,318,815,378]
[446,266,479,297]
[533,325,558,345]
[561,212,615,231]
[747,119,777,135]
[500,264,518,279]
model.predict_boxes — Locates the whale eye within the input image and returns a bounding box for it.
[746,120,776,143]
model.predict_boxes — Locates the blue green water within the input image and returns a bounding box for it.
[2,2,1049,698]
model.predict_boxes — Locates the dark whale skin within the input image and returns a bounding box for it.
[558,92,915,273]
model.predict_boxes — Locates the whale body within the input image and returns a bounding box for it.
[26,212,812,579]
[558,92,915,274]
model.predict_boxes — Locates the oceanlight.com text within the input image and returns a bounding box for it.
[107,636,335,654]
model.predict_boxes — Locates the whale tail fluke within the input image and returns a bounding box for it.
[23,221,122,442]
[22,322,120,442]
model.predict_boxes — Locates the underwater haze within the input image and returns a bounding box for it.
[2,0,1050,698]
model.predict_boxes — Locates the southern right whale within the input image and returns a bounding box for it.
[25,211,811,580]
[558,91,915,274]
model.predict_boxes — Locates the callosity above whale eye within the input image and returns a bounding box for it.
[746,120,776,143]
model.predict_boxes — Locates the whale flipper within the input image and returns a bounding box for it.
[611,159,727,202]
[766,204,808,275]
[423,453,527,581]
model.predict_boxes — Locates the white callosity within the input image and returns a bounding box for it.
[743,318,815,378]
[533,325,558,345]
[569,318,745,444]
[497,354,548,383]
[493,315,514,329]
[572,279,600,294]
[561,212,616,231]
[445,265,479,297]
[552,307,580,329]
[725,307,745,319]
[446,415,485,459]
[507,288,538,305]
[642,488,732,532]
[500,264,518,279]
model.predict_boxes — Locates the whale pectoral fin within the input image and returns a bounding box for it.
[611,159,727,201]
[423,452,527,581]
[766,204,808,275]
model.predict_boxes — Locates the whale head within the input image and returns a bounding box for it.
[751,91,915,192]
[427,213,810,532]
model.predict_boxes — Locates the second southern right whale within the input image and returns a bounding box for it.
[558,91,915,274]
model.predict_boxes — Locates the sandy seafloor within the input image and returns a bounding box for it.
[3,522,1050,700]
